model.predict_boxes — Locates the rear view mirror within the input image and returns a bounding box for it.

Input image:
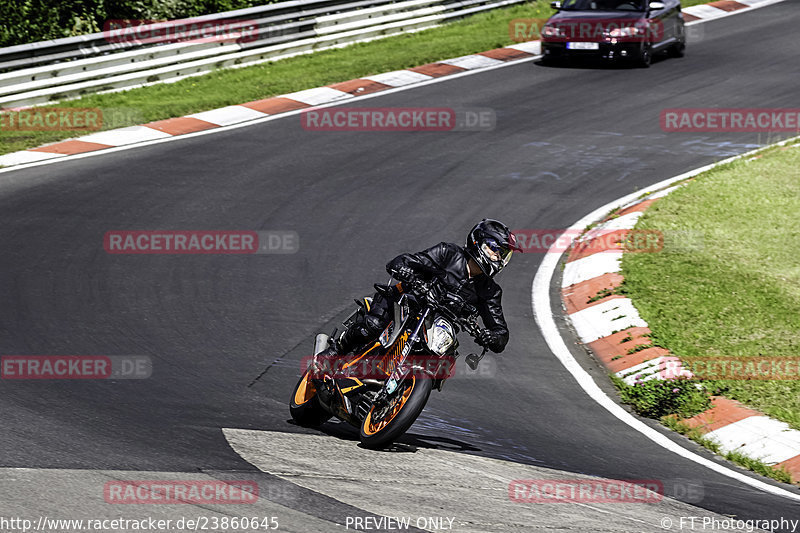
[649,1,665,8]
[550,1,562,8]
[465,353,484,370]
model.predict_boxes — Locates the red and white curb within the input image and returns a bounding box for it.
[0,0,785,169]
[680,0,785,22]
[560,181,800,483]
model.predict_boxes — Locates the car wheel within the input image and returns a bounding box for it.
[541,55,559,66]
[637,44,652,68]
[669,41,686,58]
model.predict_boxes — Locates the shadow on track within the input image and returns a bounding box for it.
[287,419,483,453]
[534,55,670,69]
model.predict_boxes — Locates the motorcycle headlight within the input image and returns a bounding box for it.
[426,317,455,356]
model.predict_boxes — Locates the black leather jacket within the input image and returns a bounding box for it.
[386,242,509,353]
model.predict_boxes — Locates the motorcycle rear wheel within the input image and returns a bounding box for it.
[359,376,432,448]
[289,370,332,427]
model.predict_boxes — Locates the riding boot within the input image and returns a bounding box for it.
[335,322,373,355]
[317,293,391,358]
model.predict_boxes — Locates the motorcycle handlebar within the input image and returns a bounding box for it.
[406,278,481,335]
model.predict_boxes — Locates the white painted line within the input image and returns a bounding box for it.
[188,105,268,126]
[0,150,64,167]
[706,416,800,465]
[597,211,643,232]
[648,184,685,200]
[363,69,433,87]
[440,54,503,70]
[569,298,647,343]
[683,4,730,18]
[562,252,622,287]
[506,41,542,55]
[281,87,353,106]
[78,125,172,146]
[532,135,800,503]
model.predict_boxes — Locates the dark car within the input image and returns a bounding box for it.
[540,0,686,67]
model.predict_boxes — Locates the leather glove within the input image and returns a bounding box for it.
[427,276,447,297]
[475,328,498,349]
[462,302,478,317]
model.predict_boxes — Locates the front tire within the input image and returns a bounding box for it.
[289,370,331,427]
[637,44,652,68]
[540,54,558,67]
[360,377,432,449]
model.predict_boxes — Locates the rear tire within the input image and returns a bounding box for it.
[289,370,331,427]
[359,377,432,449]
[669,42,685,58]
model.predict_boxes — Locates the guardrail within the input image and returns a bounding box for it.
[0,0,525,108]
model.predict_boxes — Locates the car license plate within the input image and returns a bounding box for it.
[567,42,599,50]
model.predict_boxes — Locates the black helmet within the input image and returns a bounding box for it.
[465,219,518,278]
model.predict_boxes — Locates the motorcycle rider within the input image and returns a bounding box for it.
[322,219,518,357]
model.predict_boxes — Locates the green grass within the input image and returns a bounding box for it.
[622,143,800,430]
[1,0,720,156]
[681,0,718,6]
[661,416,722,452]
[612,375,710,419]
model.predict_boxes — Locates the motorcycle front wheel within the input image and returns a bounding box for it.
[289,370,332,427]
[359,376,432,448]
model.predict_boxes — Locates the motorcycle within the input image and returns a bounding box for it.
[289,277,486,448]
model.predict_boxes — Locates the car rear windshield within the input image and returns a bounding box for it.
[561,0,647,10]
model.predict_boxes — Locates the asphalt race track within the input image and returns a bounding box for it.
[1,2,799,531]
